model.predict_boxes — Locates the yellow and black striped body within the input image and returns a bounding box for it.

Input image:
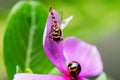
[49,6,63,43]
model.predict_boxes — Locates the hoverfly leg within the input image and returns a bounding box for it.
[48,33,53,41]
[48,24,55,40]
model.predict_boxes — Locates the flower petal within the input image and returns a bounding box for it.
[13,73,69,80]
[78,77,88,80]
[63,37,103,77]
[43,10,67,74]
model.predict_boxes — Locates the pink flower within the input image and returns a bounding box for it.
[14,8,103,80]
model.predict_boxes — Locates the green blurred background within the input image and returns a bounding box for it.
[0,0,120,80]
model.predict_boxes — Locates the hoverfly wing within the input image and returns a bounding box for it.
[61,16,73,29]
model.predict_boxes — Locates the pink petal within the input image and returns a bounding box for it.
[14,73,70,80]
[63,37,103,77]
[43,10,67,74]
[78,77,88,80]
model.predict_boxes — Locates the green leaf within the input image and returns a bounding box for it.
[4,1,54,80]
[95,72,107,80]
[89,72,113,80]
[95,72,113,80]
[48,67,61,74]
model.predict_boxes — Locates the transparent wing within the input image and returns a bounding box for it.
[61,16,73,29]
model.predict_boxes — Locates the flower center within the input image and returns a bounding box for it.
[67,61,81,80]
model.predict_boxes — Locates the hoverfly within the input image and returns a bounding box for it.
[49,6,73,43]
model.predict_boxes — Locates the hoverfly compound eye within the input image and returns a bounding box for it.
[68,61,81,78]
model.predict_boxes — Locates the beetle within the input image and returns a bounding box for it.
[68,61,81,80]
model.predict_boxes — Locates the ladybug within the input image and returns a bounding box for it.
[48,6,63,43]
[68,61,81,80]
